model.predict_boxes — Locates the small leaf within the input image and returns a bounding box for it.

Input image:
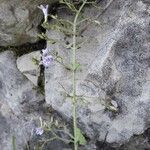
[74,62,81,71]
[56,56,63,63]
[50,15,58,20]
[76,128,86,145]
[70,62,81,71]
[108,105,118,112]
[32,57,40,65]
[48,38,57,44]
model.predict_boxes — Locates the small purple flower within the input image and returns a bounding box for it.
[35,127,44,135]
[38,5,49,23]
[42,55,53,67]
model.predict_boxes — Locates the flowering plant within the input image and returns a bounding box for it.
[37,1,102,150]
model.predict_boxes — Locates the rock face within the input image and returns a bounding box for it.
[0,0,58,46]
[17,51,41,86]
[1,0,150,149]
[45,0,150,145]
[0,51,45,149]
[0,51,44,114]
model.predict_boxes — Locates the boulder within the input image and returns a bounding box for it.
[17,51,41,86]
[0,50,73,150]
[0,51,44,149]
[44,0,150,145]
[0,0,58,46]
[0,51,44,114]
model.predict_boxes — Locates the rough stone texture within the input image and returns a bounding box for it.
[0,0,58,46]
[45,0,150,145]
[0,51,44,150]
[17,51,41,86]
[119,133,150,150]
[0,51,44,114]
[0,51,73,150]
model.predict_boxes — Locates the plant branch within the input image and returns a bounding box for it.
[72,1,87,150]
[79,0,114,35]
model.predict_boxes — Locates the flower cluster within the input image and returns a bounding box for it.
[41,48,53,67]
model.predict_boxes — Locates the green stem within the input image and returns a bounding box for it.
[72,16,77,150]
[12,135,16,150]
[72,1,87,150]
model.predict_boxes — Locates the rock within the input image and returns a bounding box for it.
[44,0,150,146]
[0,51,73,150]
[0,110,36,150]
[0,51,44,114]
[0,0,58,46]
[0,51,45,149]
[17,51,41,86]
[119,131,150,150]
[29,137,72,150]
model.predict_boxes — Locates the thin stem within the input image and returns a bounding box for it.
[55,58,71,70]
[79,0,114,35]
[12,135,16,150]
[40,130,73,150]
[51,130,72,143]
[72,1,87,150]
[76,17,90,25]
[72,14,78,150]
[57,129,74,139]
[58,19,74,26]
[40,137,57,150]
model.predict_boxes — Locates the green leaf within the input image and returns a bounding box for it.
[107,105,118,112]
[70,62,81,71]
[47,38,57,44]
[74,62,81,71]
[32,57,40,65]
[50,15,58,20]
[76,128,86,145]
[56,56,63,63]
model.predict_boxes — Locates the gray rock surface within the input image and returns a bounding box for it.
[0,51,44,114]
[119,133,150,150]
[0,0,58,46]
[17,51,41,86]
[45,0,150,145]
[0,51,44,149]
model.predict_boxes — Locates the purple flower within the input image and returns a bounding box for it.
[38,5,49,23]
[42,55,53,67]
[35,127,44,135]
